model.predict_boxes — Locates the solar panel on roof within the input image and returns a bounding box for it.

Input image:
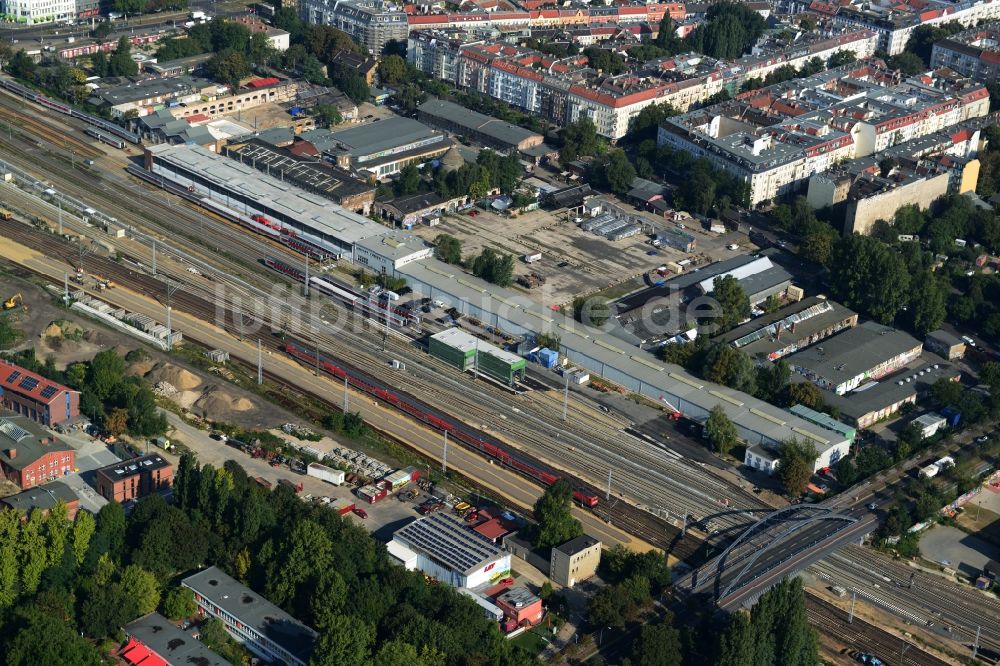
[5,370,20,383]
[18,376,39,391]
[39,385,59,399]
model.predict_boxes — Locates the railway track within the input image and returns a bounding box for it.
[0,215,701,557]
[805,592,952,666]
[0,104,102,159]
[0,127,767,536]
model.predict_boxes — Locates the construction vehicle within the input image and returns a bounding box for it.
[3,293,23,310]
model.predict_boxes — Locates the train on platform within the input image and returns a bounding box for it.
[283,339,601,507]
[0,76,141,144]
[84,126,126,149]
[264,256,421,328]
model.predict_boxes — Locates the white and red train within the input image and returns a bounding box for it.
[264,256,421,327]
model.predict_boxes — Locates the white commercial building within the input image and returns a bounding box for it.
[389,512,512,588]
[913,413,947,439]
[353,234,433,275]
[2,0,75,24]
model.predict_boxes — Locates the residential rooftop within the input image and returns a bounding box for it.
[182,566,316,663]
[125,612,232,666]
[95,454,171,482]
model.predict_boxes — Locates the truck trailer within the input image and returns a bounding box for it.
[307,462,345,486]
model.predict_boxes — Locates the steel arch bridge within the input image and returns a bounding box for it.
[683,505,860,605]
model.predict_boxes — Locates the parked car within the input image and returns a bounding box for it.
[352,507,368,519]
[975,435,990,443]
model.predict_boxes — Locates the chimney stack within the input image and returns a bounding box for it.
[7,448,16,459]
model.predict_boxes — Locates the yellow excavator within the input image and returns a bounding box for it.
[3,293,24,310]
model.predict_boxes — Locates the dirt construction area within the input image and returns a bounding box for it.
[407,198,749,306]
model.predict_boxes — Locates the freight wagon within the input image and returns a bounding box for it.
[284,340,600,508]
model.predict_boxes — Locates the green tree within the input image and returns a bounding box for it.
[207,49,251,87]
[786,381,822,409]
[755,360,790,403]
[162,586,197,620]
[108,36,139,77]
[301,54,326,85]
[712,275,750,332]
[907,271,946,336]
[888,51,926,75]
[834,456,857,487]
[776,439,818,496]
[88,349,126,401]
[702,345,756,393]
[120,564,160,615]
[470,248,515,287]
[96,501,126,560]
[312,104,343,128]
[80,583,139,638]
[634,619,682,666]
[434,234,462,264]
[20,511,47,596]
[930,377,962,408]
[335,71,369,104]
[7,605,104,666]
[92,20,113,40]
[829,49,857,68]
[397,162,421,195]
[705,405,739,455]
[310,615,376,666]
[0,509,19,609]
[560,117,601,164]
[799,226,836,266]
[573,295,611,328]
[532,479,583,549]
[378,54,408,86]
[830,234,910,324]
[594,149,637,195]
[90,49,109,78]
[715,610,754,666]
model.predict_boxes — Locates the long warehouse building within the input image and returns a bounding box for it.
[144,143,386,257]
[136,148,850,469]
[392,255,851,471]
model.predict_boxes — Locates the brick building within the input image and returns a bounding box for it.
[95,454,173,503]
[0,360,80,427]
[0,414,75,490]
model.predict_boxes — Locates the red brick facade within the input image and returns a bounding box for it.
[95,455,173,503]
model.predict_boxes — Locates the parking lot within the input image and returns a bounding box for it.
[407,198,750,306]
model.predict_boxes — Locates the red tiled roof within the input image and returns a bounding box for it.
[0,360,75,406]
[290,141,320,157]
[119,637,168,666]
[246,77,280,89]
[473,517,511,540]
